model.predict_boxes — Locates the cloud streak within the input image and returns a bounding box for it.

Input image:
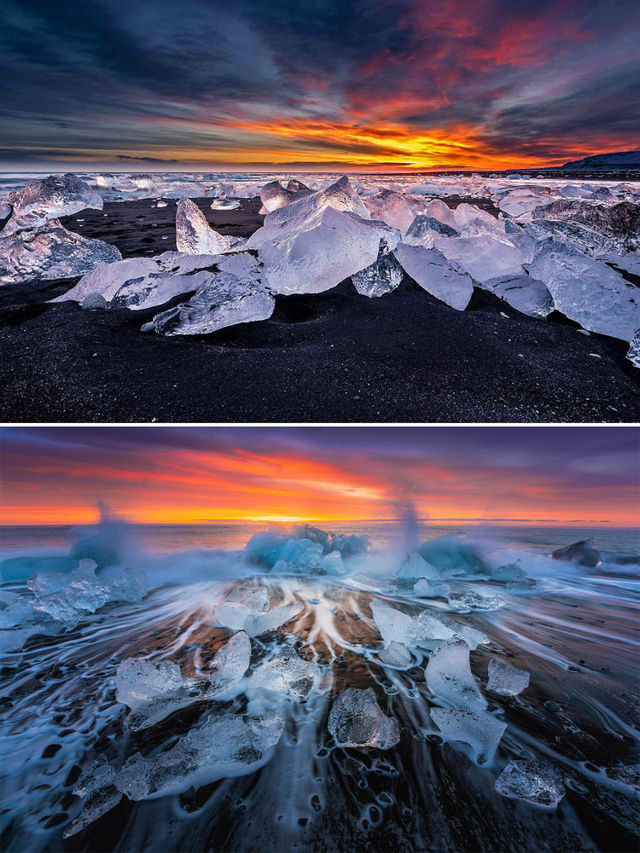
[2,0,639,170]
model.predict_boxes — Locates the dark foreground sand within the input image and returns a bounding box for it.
[0,197,638,422]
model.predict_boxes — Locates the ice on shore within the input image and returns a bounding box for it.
[363,190,418,233]
[526,242,640,341]
[176,197,245,254]
[418,534,485,575]
[249,648,321,698]
[448,591,506,612]
[245,527,366,570]
[64,758,122,838]
[413,578,452,598]
[352,238,404,297]
[379,640,412,667]
[394,244,474,310]
[213,582,303,637]
[371,600,488,650]
[488,273,554,318]
[431,708,506,764]
[248,202,398,295]
[259,179,311,213]
[116,712,284,800]
[144,254,274,336]
[1,555,77,584]
[532,200,639,252]
[552,538,602,568]
[434,234,526,284]
[397,552,440,581]
[628,329,640,368]
[4,174,103,233]
[0,220,121,285]
[328,687,400,749]
[208,630,251,691]
[495,760,565,807]
[403,215,459,248]
[424,199,457,229]
[262,176,369,228]
[486,659,530,696]
[426,640,487,710]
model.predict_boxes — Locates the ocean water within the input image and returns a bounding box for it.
[0,520,638,852]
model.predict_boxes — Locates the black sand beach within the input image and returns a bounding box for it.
[1,197,638,423]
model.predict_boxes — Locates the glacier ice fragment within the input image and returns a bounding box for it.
[328,687,400,749]
[486,659,530,696]
[495,760,565,806]
[425,640,487,710]
[431,708,506,764]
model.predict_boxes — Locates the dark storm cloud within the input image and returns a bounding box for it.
[1,0,639,168]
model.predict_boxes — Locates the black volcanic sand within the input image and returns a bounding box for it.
[1,196,638,423]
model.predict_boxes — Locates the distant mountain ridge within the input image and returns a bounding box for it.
[559,149,640,171]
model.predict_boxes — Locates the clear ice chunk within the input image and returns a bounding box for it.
[208,631,251,691]
[434,234,526,284]
[486,659,530,696]
[526,242,640,341]
[64,758,122,837]
[394,243,474,310]
[146,255,274,336]
[352,238,404,297]
[489,274,554,318]
[628,329,640,368]
[259,179,311,213]
[403,215,458,248]
[371,600,487,650]
[379,641,412,667]
[495,760,565,806]
[0,555,77,583]
[431,708,506,764]
[363,190,418,233]
[413,578,451,598]
[0,220,121,285]
[328,687,400,749]
[424,199,457,229]
[261,176,370,228]
[115,657,211,730]
[176,197,245,254]
[448,591,506,612]
[425,640,487,710]
[4,174,103,233]
[214,583,302,637]
[397,552,440,581]
[116,712,284,800]
[249,648,321,698]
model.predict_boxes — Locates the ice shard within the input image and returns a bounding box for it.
[486,659,530,696]
[4,174,103,233]
[425,640,487,710]
[418,534,485,574]
[363,189,418,233]
[525,242,640,341]
[423,199,457,229]
[64,758,122,838]
[352,238,404,297]
[627,329,640,368]
[394,243,474,310]
[208,631,251,691]
[434,234,526,284]
[176,197,245,254]
[447,591,506,612]
[495,760,566,807]
[431,708,506,764]
[328,687,400,749]
[403,215,459,248]
[259,179,311,213]
[115,712,284,800]
[249,648,321,698]
[489,274,554,318]
[261,176,370,228]
[0,220,121,285]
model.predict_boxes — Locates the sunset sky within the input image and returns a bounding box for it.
[2,0,639,171]
[1,427,638,526]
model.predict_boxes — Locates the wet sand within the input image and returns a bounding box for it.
[0,197,638,423]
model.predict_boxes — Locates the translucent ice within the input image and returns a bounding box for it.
[486,659,530,696]
[249,204,398,295]
[403,215,458,248]
[431,708,506,764]
[0,220,121,285]
[64,758,122,837]
[371,600,484,649]
[397,552,440,581]
[552,539,602,568]
[425,640,487,710]
[489,274,554,318]
[424,199,457,229]
[116,712,284,800]
[434,234,526,284]
[413,578,451,598]
[363,190,418,233]
[259,179,311,213]
[379,641,412,667]
[448,591,506,612]
[262,176,369,228]
[628,330,640,368]
[4,174,103,233]
[146,255,274,336]
[394,244,474,310]
[115,657,212,730]
[0,555,77,583]
[352,238,404,297]
[249,648,321,698]
[214,583,302,637]
[208,631,251,691]
[328,687,400,749]
[176,197,245,254]
[495,760,565,807]
[526,242,640,341]
[489,562,529,584]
